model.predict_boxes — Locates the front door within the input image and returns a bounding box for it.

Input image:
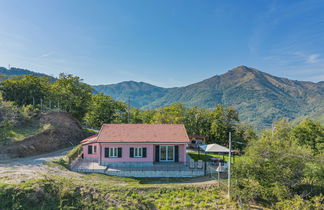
[160,145,174,162]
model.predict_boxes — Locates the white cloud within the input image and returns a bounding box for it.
[306,54,320,64]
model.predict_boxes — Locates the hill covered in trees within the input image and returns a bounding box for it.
[0,67,55,81]
[93,66,324,130]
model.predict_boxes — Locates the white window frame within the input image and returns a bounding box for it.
[134,147,143,158]
[109,147,118,158]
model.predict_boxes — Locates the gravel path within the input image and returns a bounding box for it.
[0,147,74,183]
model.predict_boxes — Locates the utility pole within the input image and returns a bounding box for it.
[127,96,130,123]
[228,131,232,199]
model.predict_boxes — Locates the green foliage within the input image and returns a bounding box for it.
[0,120,13,141]
[232,120,324,207]
[291,119,324,153]
[84,93,127,127]
[275,195,324,210]
[129,103,254,150]
[0,73,93,121]
[0,176,230,209]
[51,73,93,120]
[151,103,186,124]
[66,145,82,163]
[0,75,51,106]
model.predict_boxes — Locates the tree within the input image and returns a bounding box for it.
[0,75,50,106]
[183,106,211,137]
[291,119,324,153]
[233,131,311,205]
[232,120,324,207]
[51,74,92,120]
[84,93,127,127]
[151,103,186,124]
[209,105,239,145]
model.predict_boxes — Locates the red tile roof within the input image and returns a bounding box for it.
[97,124,190,143]
[81,135,98,144]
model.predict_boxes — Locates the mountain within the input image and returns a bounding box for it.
[0,67,56,81]
[93,81,170,108]
[92,66,324,130]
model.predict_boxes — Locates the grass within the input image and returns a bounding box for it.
[9,123,52,141]
[188,152,240,163]
[0,174,234,209]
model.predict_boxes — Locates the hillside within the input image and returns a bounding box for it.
[93,66,324,130]
[93,81,169,108]
[0,67,56,81]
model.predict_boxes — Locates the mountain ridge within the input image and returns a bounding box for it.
[92,65,324,129]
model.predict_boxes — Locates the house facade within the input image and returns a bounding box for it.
[82,124,190,167]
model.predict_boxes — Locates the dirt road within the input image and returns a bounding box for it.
[0,147,74,183]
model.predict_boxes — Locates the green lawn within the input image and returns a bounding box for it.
[188,152,240,163]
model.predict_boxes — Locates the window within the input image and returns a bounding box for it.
[94,146,97,154]
[105,147,122,158]
[130,147,147,158]
[88,145,93,154]
[134,147,143,157]
[109,147,118,158]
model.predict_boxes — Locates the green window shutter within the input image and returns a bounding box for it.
[104,148,109,158]
[155,145,159,162]
[175,146,179,162]
[88,145,93,154]
[118,148,122,158]
[130,147,134,158]
[143,147,147,158]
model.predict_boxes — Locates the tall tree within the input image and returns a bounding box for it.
[51,74,92,120]
[84,93,127,127]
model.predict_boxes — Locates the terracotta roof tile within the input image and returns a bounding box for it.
[97,124,190,143]
[81,135,98,144]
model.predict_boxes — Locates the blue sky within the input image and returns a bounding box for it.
[0,0,323,87]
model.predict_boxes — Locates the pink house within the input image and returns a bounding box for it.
[81,124,190,167]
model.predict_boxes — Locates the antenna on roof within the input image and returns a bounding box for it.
[127,96,131,124]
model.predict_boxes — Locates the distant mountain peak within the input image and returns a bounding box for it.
[229,65,261,74]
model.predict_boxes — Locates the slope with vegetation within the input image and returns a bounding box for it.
[0,67,55,82]
[0,173,233,209]
[233,119,324,209]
